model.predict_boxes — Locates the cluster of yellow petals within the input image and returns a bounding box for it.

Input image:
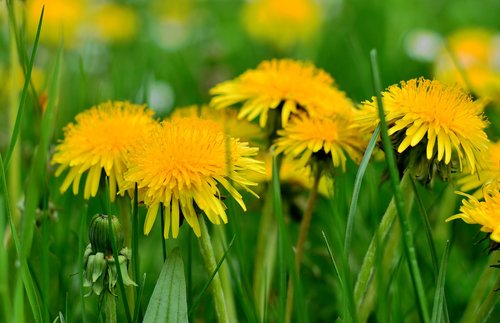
[52,101,155,201]
[447,179,500,242]
[274,112,364,171]
[210,59,352,128]
[357,78,489,173]
[457,141,500,198]
[434,28,500,104]
[122,117,264,238]
[241,0,321,49]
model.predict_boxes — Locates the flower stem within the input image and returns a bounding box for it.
[199,217,229,323]
[285,168,321,323]
[104,291,117,323]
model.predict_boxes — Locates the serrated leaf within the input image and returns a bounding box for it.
[143,248,188,323]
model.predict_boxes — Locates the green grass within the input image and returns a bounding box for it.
[1,0,500,322]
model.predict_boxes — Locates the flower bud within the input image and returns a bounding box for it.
[89,214,124,255]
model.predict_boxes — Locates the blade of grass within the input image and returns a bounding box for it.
[370,49,430,323]
[3,4,44,168]
[0,155,43,323]
[78,206,89,323]
[344,125,380,255]
[431,240,450,323]
[272,154,308,323]
[0,197,12,321]
[133,273,147,323]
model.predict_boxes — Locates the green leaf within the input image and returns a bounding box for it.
[143,248,188,323]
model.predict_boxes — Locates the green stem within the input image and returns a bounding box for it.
[213,226,238,323]
[252,183,277,320]
[199,217,229,323]
[285,169,321,323]
[104,291,117,323]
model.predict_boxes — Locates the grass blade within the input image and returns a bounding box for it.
[344,125,380,255]
[0,156,43,323]
[4,4,44,168]
[431,240,450,323]
[143,249,188,323]
[370,49,430,323]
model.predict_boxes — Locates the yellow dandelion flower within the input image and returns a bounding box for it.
[357,78,489,174]
[52,101,156,202]
[241,0,321,49]
[457,141,500,198]
[274,111,365,171]
[91,3,138,44]
[447,179,500,242]
[434,28,500,104]
[27,0,88,47]
[170,105,264,143]
[210,59,353,128]
[122,117,264,239]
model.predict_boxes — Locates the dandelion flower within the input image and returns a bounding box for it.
[274,111,365,171]
[27,0,88,47]
[447,179,500,242]
[434,28,500,104]
[91,3,138,44]
[52,101,156,201]
[122,117,264,238]
[210,59,353,128]
[457,141,500,197]
[170,105,264,143]
[357,78,489,177]
[241,0,321,49]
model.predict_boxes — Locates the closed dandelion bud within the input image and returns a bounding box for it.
[89,214,124,255]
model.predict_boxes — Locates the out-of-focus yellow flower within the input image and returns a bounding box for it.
[447,179,500,242]
[357,78,489,180]
[434,28,500,104]
[170,105,264,143]
[122,117,264,239]
[241,0,321,49]
[91,3,138,44]
[457,141,500,198]
[27,0,88,47]
[52,101,156,202]
[210,59,353,128]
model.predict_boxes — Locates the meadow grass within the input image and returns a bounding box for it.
[1,0,500,322]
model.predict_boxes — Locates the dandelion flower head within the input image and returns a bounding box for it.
[447,179,500,242]
[357,78,489,175]
[274,109,365,172]
[241,0,321,49]
[27,0,88,47]
[457,141,500,198]
[91,3,138,44]
[122,117,264,239]
[52,101,155,201]
[434,28,500,104]
[170,105,264,143]
[210,59,354,128]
